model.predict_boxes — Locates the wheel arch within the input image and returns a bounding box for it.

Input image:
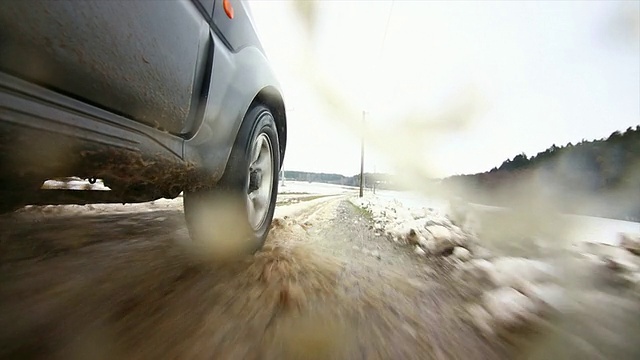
[253,86,286,170]
[183,41,287,188]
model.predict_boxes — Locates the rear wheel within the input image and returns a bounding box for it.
[183,105,280,258]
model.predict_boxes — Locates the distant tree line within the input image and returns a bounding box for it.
[444,126,640,221]
[282,171,399,190]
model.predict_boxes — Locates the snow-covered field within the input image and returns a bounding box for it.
[280,183,639,246]
[29,179,640,247]
[278,180,359,195]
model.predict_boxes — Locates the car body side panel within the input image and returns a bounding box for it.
[212,0,263,53]
[0,0,285,193]
[184,34,286,180]
[195,0,215,16]
[0,0,207,135]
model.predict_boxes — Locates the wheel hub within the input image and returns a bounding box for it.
[246,132,274,230]
[249,168,262,192]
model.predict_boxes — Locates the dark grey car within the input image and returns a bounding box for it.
[0,0,287,253]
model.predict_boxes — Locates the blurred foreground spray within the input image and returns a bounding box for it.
[287,1,640,358]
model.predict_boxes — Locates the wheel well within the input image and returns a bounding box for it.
[253,86,286,168]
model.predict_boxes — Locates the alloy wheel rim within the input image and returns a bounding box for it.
[246,132,273,230]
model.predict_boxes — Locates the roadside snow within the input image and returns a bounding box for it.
[278,181,358,195]
[564,214,640,246]
[350,194,640,338]
[350,195,474,257]
[18,198,183,216]
[378,189,640,247]
[41,177,110,191]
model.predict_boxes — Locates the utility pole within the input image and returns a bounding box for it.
[359,110,365,197]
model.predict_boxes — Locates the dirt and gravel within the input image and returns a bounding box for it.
[0,195,511,359]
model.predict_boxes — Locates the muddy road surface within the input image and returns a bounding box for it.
[0,196,509,359]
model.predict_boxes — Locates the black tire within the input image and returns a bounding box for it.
[183,104,280,257]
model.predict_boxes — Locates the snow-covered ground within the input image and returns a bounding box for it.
[376,189,639,246]
[280,183,639,246]
[278,180,359,195]
[23,181,349,218]
[41,177,110,191]
[375,189,450,211]
[350,193,640,341]
[39,179,356,197]
[18,198,184,216]
[31,179,640,247]
[29,179,640,266]
[564,214,640,246]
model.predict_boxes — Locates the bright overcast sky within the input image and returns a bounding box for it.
[248,1,640,178]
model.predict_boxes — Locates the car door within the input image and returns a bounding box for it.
[0,0,210,135]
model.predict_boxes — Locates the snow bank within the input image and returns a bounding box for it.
[576,236,640,286]
[350,194,640,338]
[350,196,473,257]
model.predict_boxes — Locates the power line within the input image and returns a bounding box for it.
[365,0,395,104]
[360,1,394,197]
[379,0,395,60]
